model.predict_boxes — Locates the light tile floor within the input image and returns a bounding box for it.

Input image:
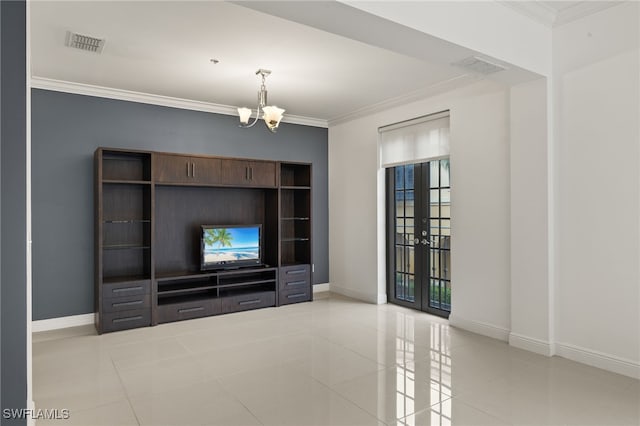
[33,293,640,426]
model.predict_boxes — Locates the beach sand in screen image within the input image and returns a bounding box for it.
[204,253,238,262]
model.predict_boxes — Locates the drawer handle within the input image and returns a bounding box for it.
[239,299,261,306]
[113,315,142,324]
[178,306,204,314]
[286,269,306,275]
[286,280,307,287]
[112,300,143,308]
[112,286,143,294]
[287,293,307,299]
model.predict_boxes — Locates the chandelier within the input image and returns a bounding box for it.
[237,69,285,133]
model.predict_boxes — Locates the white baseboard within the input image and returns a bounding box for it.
[313,283,330,293]
[329,284,383,304]
[32,313,94,332]
[509,332,553,356]
[448,314,510,341]
[556,342,640,379]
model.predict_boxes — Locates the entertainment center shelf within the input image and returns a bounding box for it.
[95,148,313,333]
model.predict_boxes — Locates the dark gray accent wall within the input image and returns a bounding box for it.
[31,89,328,320]
[1,0,27,424]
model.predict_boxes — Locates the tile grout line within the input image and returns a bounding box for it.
[109,354,142,425]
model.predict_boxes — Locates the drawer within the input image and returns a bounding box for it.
[157,298,221,323]
[103,294,151,313]
[221,291,275,314]
[102,309,150,333]
[279,265,310,290]
[279,287,311,305]
[103,280,150,298]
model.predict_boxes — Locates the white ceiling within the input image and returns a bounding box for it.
[30,1,617,124]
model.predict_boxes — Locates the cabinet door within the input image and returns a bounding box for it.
[220,159,276,187]
[248,160,277,187]
[220,159,252,186]
[154,154,221,185]
[190,157,222,185]
[154,154,193,183]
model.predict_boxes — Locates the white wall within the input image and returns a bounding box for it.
[329,81,512,336]
[509,78,551,354]
[329,0,640,379]
[553,2,640,376]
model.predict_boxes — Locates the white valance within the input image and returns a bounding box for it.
[379,111,450,168]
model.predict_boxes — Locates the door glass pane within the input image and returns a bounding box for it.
[440,159,450,187]
[441,188,450,204]
[430,204,439,218]
[396,218,405,244]
[430,189,439,204]
[395,166,405,190]
[430,249,439,278]
[442,250,450,279]
[407,247,415,274]
[405,190,415,218]
[443,281,451,310]
[430,279,440,308]
[430,162,439,188]
[407,275,415,302]
[405,165,414,190]
[430,219,440,236]
[396,273,405,299]
[396,246,404,272]
[430,234,439,248]
[441,219,451,236]
[405,218,414,245]
[440,204,450,218]
[396,191,405,217]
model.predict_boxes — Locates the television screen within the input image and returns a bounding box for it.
[201,225,261,269]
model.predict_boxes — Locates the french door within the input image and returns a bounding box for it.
[386,160,451,318]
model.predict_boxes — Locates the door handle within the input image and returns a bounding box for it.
[421,239,430,246]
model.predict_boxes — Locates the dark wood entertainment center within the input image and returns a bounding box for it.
[94,148,313,333]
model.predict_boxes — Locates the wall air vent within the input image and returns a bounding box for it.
[65,31,105,53]
[452,56,507,75]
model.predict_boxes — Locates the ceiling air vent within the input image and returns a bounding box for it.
[65,31,105,53]
[452,56,507,75]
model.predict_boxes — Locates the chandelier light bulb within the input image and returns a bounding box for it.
[262,106,285,133]
[237,107,252,125]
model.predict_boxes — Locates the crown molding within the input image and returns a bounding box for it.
[497,1,624,28]
[30,76,328,128]
[552,1,623,26]
[497,1,557,27]
[327,74,478,127]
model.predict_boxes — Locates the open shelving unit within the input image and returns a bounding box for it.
[95,150,153,332]
[95,149,313,333]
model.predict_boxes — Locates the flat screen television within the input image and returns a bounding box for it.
[201,224,262,270]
